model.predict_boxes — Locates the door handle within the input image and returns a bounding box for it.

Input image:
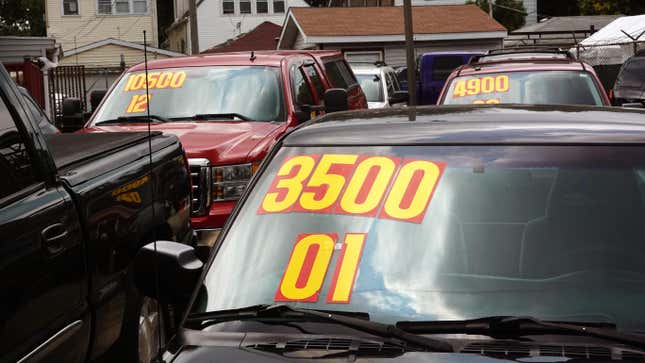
[41,223,69,255]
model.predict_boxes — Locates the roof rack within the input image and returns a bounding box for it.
[470,47,575,64]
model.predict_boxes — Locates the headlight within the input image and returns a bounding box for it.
[212,163,254,201]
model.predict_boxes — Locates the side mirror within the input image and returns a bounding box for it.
[622,102,644,108]
[324,88,348,113]
[89,90,107,111]
[389,90,409,105]
[294,110,311,123]
[62,97,82,117]
[134,241,203,304]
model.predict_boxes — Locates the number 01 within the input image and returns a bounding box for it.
[275,233,366,304]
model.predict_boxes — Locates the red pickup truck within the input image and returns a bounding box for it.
[82,51,367,245]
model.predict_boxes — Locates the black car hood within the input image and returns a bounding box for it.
[166,330,632,363]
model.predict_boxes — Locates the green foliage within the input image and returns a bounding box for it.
[471,0,527,31]
[577,0,645,15]
[0,0,45,36]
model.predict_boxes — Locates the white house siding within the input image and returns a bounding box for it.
[196,0,308,51]
[46,0,159,51]
[522,0,537,25]
[293,32,315,50]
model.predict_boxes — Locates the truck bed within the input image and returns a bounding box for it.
[45,132,179,186]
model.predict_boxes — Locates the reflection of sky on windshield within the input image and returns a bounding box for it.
[199,145,645,330]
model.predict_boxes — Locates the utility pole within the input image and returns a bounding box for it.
[189,0,200,54]
[488,0,493,18]
[403,0,416,119]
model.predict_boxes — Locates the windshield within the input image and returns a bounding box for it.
[356,74,384,102]
[194,145,645,332]
[442,71,604,106]
[91,66,285,124]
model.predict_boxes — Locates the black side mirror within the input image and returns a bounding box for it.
[324,88,348,113]
[89,90,107,111]
[295,110,311,123]
[389,90,409,105]
[134,241,203,304]
[62,97,82,117]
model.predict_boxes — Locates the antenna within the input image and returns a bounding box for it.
[143,30,165,363]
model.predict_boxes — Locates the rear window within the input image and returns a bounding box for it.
[356,74,383,102]
[324,60,357,89]
[442,71,604,106]
[432,56,466,81]
[616,58,645,90]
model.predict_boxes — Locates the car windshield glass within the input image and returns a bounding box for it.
[356,74,384,102]
[91,66,284,124]
[193,145,645,332]
[442,71,604,106]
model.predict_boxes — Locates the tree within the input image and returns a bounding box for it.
[471,0,527,32]
[0,0,45,36]
[577,0,645,15]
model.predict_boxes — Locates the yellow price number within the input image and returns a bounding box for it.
[453,75,509,98]
[123,71,187,92]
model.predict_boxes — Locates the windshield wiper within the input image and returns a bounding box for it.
[397,316,645,350]
[95,115,170,125]
[186,304,452,352]
[175,113,253,121]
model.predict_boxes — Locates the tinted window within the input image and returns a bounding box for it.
[0,93,37,200]
[292,68,315,106]
[324,60,356,89]
[616,58,645,89]
[432,56,466,81]
[92,66,285,123]
[303,65,325,98]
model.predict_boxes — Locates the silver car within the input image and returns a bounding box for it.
[351,63,408,109]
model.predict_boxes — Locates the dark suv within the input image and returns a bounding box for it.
[438,49,610,106]
[612,51,645,107]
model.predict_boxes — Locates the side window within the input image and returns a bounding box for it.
[432,56,466,81]
[385,71,395,95]
[292,67,314,106]
[303,64,325,99]
[0,93,37,200]
[324,61,350,89]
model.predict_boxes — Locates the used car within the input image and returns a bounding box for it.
[134,104,645,363]
[438,49,610,106]
[82,51,365,246]
[611,50,644,107]
[351,62,408,108]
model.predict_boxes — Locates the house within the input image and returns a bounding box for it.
[0,36,62,114]
[201,21,282,53]
[46,0,160,51]
[391,0,537,26]
[165,0,309,54]
[277,4,507,66]
[505,15,622,48]
[57,38,183,113]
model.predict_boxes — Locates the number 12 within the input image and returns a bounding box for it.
[275,233,366,304]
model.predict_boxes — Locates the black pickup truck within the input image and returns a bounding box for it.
[0,65,192,362]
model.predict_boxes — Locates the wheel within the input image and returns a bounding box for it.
[137,296,165,363]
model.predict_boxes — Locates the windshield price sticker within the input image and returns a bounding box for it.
[259,154,444,223]
[473,98,500,104]
[123,71,187,92]
[125,94,151,113]
[275,233,366,303]
[453,75,509,98]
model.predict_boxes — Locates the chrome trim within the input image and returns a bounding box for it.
[17,320,83,363]
[188,158,211,216]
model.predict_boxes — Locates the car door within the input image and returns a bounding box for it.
[0,78,88,363]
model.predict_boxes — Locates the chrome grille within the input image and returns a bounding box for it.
[188,158,210,216]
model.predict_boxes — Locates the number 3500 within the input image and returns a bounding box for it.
[259,154,444,223]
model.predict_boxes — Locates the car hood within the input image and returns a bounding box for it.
[170,346,526,363]
[368,101,389,109]
[83,121,285,163]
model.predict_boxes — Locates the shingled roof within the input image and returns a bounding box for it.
[278,4,506,49]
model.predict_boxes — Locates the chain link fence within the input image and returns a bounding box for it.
[572,40,645,91]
